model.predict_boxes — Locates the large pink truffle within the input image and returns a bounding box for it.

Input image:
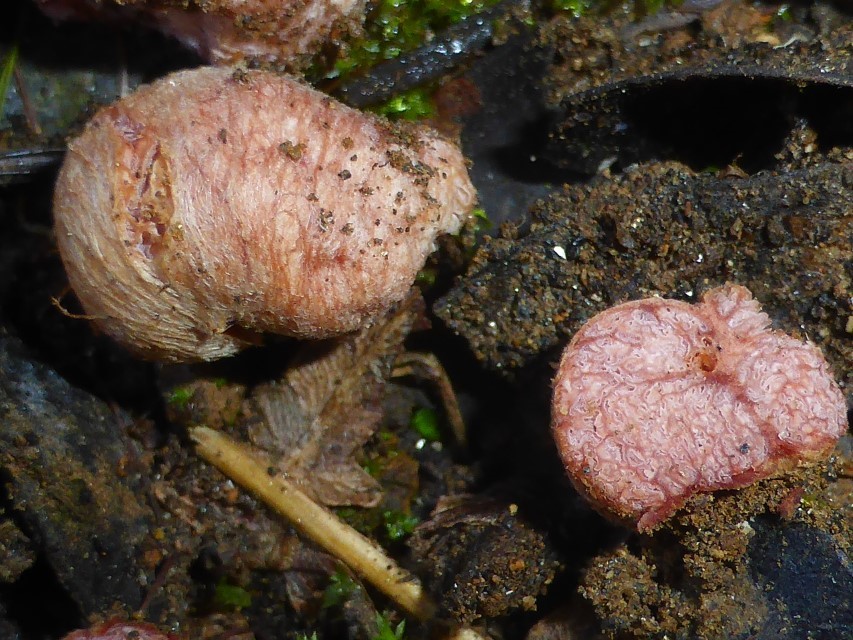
[551,284,848,531]
[54,67,475,362]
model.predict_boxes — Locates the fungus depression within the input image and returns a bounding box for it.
[53,66,476,361]
[552,284,848,531]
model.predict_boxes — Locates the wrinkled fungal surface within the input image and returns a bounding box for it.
[36,0,366,66]
[551,284,847,531]
[53,66,475,362]
[63,619,174,639]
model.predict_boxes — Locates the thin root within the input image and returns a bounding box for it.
[51,291,100,320]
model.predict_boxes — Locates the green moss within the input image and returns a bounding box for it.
[551,0,596,18]
[167,386,194,410]
[336,506,383,536]
[325,0,502,82]
[410,407,441,441]
[382,509,419,541]
[362,431,401,477]
[322,567,360,608]
[552,0,677,18]
[214,578,252,610]
[362,456,384,478]
[641,0,667,15]
[471,207,492,233]
[415,267,438,287]
[371,87,435,121]
[373,613,406,640]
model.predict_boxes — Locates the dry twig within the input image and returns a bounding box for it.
[191,426,437,621]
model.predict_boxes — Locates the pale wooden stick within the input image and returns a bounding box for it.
[190,426,436,621]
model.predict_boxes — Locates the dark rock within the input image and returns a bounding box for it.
[748,520,853,639]
[0,331,153,615]
[0,512,34,583]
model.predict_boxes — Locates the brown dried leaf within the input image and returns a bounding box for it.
[248,290,425,507]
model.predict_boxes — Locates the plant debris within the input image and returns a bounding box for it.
[247,291,426,508]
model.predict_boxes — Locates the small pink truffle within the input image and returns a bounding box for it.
[551,284,848,532]
[62,619,176,640]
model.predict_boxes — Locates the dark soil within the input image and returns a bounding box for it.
[0,0,850,639]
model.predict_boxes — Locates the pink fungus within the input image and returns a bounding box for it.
[62,619,175,640]
[551,284,847,532]
[35,0,367,66]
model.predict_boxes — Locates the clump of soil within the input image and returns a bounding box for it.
[410,496,561,624]
[579,461,849,639]
[541,0,852,107]
[437,160,852,385]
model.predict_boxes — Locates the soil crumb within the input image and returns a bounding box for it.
[410,496,561,624]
